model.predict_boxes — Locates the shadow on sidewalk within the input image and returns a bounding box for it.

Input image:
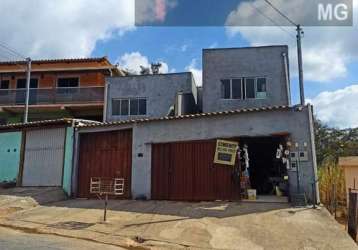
[48,199,290,219]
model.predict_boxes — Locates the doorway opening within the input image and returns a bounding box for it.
[239,136,289,198]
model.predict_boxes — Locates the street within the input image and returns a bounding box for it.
[0,226,124,250]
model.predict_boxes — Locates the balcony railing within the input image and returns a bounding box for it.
[0,86,104,106]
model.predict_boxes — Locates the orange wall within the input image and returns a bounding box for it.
[1,71,106,89]
[0,60,111,72]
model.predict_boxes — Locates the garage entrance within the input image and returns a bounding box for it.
[239,136,289,197]
[77,130,132,198]
[151,140,240,201]
[22,128,66,187]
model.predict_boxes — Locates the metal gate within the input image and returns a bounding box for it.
[77,130,132,198]
[0,132,22,183]
[151,140,240,201]
[22,128,66,186]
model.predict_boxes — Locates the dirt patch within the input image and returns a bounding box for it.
[0,207,23,217]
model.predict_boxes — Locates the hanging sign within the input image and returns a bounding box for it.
[214,139,239,166]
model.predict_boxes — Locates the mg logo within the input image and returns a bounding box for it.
[318,3,349,21]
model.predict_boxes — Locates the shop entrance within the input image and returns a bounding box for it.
[239,136,289,198]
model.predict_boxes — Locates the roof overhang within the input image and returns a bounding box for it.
[339,157,358,167]
[0,118,101,131]
[77,105,296,129]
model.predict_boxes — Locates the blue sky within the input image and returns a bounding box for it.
[94,26,356,104]
[0,0,357,128]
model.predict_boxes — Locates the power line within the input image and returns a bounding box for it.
[262,0,305,105]
[0,48,27,70]
[263,0,297,26]
[0,41,26,60]
[248,1,296,39]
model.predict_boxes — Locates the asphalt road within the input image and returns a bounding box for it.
[0,226,124,250]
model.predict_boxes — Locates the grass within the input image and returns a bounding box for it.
[318,158,347,222]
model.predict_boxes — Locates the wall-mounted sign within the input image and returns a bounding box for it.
[214,139,239,166]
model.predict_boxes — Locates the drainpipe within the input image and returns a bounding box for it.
[176,91,183,116]
[103,69,112,122]
[282,52,291,106]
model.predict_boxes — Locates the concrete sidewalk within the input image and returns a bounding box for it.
[0,199,356,250]
[0,187,66,218]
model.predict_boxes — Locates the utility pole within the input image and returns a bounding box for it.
[24,57,32,123]
[296,25,305,106]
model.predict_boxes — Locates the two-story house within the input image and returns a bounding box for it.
[0,57,125,124]
[54,46,318,205]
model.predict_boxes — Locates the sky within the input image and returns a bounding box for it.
[0,0,357,129]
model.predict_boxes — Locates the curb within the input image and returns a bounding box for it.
[0,221,149,250]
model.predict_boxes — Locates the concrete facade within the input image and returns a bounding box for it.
[202,46,291,112]
[76,105,318,204]
[106,72,197,122]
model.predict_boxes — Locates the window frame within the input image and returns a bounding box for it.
[255,77,268,99]
[16,78,39,89]
[220,77,267,100]
[0,80,10,90]
[112,97,147,116]
[56,76,80,88]
[244,77,256,100]
[221,78,243,100]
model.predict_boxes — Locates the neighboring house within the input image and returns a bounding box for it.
[203,46,291,112]
[0,119,99,196]
[106,72,198,122]
[0,57,125,124]
[339,156,358,203]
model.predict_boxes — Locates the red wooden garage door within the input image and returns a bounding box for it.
[152,140,240,201]
[77,130,132,198]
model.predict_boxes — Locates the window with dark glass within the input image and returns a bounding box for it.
[139,99,147,115]
[130,98,139,115]
[112,98,147,116]
[112,99,121,116]
[232,79,242,99]
[120,99,129,116]
[245,78,255,99]
[256,78,267,98]
[0,80,9,89]
[16,79,38,89]
[57,77,79,88]
[221,77,267,100]
[221,79,231,99]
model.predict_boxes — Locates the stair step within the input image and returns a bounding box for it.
[292,193,307,207]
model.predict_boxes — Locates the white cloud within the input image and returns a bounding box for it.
[225,0,358,83]
[185,59,202,86]
[209,42,218,49]
[117,52,170,74]
[117,52,150,74]
[181,44,188,52]
[307,85,358,129]
[0,0,135,59]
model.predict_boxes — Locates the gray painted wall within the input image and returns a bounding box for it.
[106,72,197,122]
[77,105,318,204]
[202,46,291,112]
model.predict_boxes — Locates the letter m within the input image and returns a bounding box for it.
[318,3,333,21]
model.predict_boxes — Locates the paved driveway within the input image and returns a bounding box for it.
[1,199,356,250]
